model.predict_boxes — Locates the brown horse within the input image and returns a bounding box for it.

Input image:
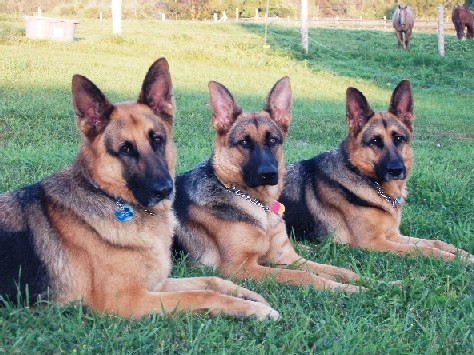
[452,5,474,39]
[392,5,415,50]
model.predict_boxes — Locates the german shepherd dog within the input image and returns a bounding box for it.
[280,80,474,263]
[173,77,363,293]
[0,58,279,320]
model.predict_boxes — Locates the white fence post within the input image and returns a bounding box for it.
[438,5,445,57]
[301,0,308,54]
[112,0,122,35]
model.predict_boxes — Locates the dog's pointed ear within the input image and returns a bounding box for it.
[346,87,374,136]
[208,81,242,135]
[72,74,114,139]
[263,76,292,134]
[388,80,414,132]
[138,57,175,123]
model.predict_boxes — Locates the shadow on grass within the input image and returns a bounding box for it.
[0,82,348,190]
[239,23,474,95]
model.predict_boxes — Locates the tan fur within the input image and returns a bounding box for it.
[347,114,413,182]
[187,202,361,291]
[174,77,363,293]
[213,115,285,205]
[343,84,472,262]
[0,58,278,320]
[282,80,473,264]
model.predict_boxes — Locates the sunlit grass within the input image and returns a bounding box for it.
[0,15,472,353]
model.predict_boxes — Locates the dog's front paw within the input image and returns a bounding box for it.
[265,308,280,321]
[236,287,271,307]
[340,284,367,293]
[322,279,366,293]
[467,255,474,265]
[325,265,360,283]
[250,302,280,321]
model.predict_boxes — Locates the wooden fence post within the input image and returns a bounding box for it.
[438,5,445,57]
[301,0,308,54]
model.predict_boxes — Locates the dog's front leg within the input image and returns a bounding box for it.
[263,223,360,283]
[99,288,279,320]
[217,224,363,292]
[161,277,271,305]
[223,260,362,293]
[283,257,361,283]
[362,235,461,262]
[392,234,474,263]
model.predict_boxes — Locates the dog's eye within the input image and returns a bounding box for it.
[119,142,135,156]
[393,135,406,146]
[268,137,277,145]
[369,136,383,148]
[150,132,164,146]
[238,137,252,148]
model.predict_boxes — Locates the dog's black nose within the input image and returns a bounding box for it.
[258,165,278,185]
[261,171,277,182]
[387,167,404,177]
[385,160,406,180]
[151,179,173,200]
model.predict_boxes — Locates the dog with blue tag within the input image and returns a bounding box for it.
[0,58,278,320]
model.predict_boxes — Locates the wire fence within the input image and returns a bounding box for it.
[239,16,455,32]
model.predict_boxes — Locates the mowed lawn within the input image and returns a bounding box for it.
[0,15,473,353]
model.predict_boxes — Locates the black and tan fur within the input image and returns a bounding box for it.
[0,58,279,320]
[173,77,363,293]
[280,80,474,263]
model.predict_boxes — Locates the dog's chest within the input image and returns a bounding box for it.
[233,197,282,231]
[68,210,174,292]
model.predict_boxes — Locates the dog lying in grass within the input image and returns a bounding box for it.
[280,80,474,264]
[0,58,278,320]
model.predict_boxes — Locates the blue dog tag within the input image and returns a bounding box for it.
[115,204,135,222]
[395,196,404,205]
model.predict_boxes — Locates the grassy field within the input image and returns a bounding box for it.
[0,15,473,353]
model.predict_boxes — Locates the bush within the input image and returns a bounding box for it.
[83,7,111,19]
[56,5,79,17]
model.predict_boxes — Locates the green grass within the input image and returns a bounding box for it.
[0,16,473,353]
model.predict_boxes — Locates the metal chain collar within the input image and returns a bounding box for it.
[345,157,403,210]
[371,181,403,210]
[225,185,271,212]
